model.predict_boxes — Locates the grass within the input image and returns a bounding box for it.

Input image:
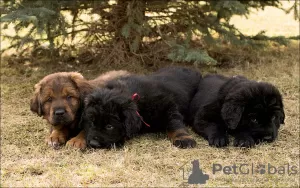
[1,3,300,187]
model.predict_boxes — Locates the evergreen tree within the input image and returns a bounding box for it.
[1,0,299,64]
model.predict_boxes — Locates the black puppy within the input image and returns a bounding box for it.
[189,74,285,148]
[80,67,202,149]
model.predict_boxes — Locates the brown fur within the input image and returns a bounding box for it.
[66,130,86,149]
[89,70,131,87]
[30,70,130,149]
[167,128,196,148]
[46,127,69,148]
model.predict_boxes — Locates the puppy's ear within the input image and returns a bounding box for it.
[121,101,142,138]
[69,72,93,96]
[30,83,43,116]
[221,100,244,129]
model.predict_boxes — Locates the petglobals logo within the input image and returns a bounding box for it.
[178,160,299,187]
[179,159,209,186]
[212,163,299,175]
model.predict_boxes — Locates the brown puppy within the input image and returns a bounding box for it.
[30,70,130,149]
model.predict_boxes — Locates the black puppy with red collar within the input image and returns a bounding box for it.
[80,67,202,149]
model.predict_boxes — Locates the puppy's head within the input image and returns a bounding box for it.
[30,72,92,128]
[221,81,285,143]
[81,88,142,149]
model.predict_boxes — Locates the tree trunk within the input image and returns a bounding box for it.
[112,0,146,53]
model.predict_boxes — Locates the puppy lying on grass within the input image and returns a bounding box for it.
[80,67,202,149]
[189,74,285,148]
[30,70,130,149]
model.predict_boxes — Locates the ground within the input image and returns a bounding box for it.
[1,3,299,187]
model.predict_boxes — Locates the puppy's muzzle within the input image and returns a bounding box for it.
[54,108,66,116]
[262,124,278,142]
[263,135,274,142]
[52,108,69,126]
[263,131,277,142]
[88,139,101,148]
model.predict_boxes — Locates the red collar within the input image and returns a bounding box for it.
[131,93,140,101]
[131,93,150,127]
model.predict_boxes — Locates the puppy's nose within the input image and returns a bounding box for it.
[55,109,65,116]
[89,139,101,148]
[263,135,274,142]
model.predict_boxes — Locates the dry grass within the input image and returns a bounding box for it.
[1,4,300,187]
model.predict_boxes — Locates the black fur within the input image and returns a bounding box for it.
[80,67,202,149]
[189,74,285,148]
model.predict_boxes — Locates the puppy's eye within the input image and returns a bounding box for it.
[67,95,72,100]
[271,116,276,121]
[47,97,52,102]
[251,118,258,123]
[105,124,114,130]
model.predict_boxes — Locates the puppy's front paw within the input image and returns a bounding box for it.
[45,130,67,149]
[174,137,196,149]
[208,135,229,147]
[66,137,86,149]
[168,128,196,149]
[234,136,255,148]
